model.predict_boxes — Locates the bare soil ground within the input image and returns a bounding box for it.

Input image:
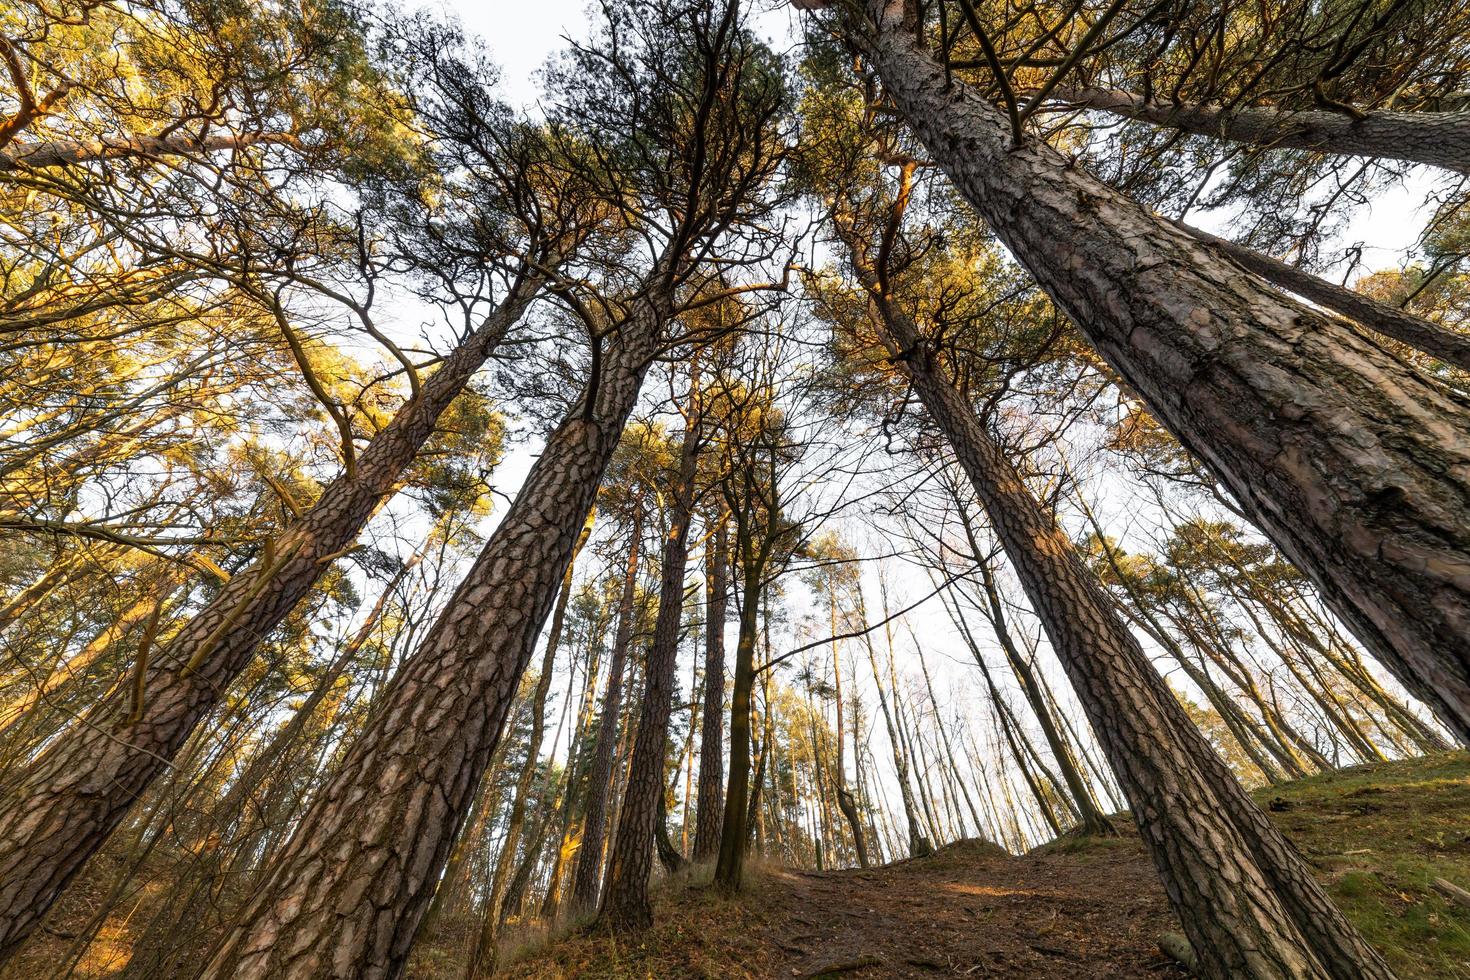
[489,752,1470,980]
[751,835,1179,978]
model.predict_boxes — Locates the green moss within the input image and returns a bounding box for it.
[1252,751,1470,979]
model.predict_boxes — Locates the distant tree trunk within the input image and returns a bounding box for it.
[465,514,593,974]
[960,538,1113,836]
[0,278,543,963]
[569,515,643,918]
[1043,86,1470,177]
[195,298,661,980]
[840,162,1392,976]
[821,579,870,866]
[0,554,80,636]
[655,782,687,874]
[692,514,728,861]
[0,558,190,736]
[541,608,612,920]
[859,615,932,858]
[857,1,1470,744]
[712,532,765,890]
[910,635,985,838]
[600,376,702,932]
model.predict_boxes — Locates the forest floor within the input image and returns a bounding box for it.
[465,752,1470,980]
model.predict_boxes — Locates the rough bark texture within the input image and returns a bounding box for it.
[0,281,539,962]
[569,517,642,918]
[1048,85,1470,176]
[859,4,1470,743]
[846,209,1392,975]
[692,516,728,861]
[712,564,760,890]
[1179,222,1470,374]
[973,557,1113,837]
[465,516,593,977]
[599,392,702,931]
[194,299,660,980]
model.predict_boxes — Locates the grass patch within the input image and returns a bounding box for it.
[1252,751,1470,979]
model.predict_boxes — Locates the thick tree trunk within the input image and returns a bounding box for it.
[844,202,1392,975]
[859,5,1470,743]
[568,516,643,918]
[195,299,660,980]
[692,516,728,861]
[465,515,593,976]
[0,280,540,962]
[1178,223,1470,374]
[1045,85,1470,177]
[599,382,702,932]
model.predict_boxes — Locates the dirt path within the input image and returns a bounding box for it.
[754,839,1181,978]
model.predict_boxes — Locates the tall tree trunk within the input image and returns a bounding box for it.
[839,187,1392,977]
[569,515,643,918]
[465,514,594,975]
[961,535,1113,835]
[834,581,864,863]
[859,615,932,858]
[712,539,763,890]
[1177,222,1470,374]
[600,375,702,931]
[855,2,1470,743]
[195,298,660,980]
[692,514,728,861]
[0,279,542,961]
[1042,85,1470,177]
[0,555,79,636]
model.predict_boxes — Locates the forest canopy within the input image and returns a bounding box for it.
[0,1,1467,978]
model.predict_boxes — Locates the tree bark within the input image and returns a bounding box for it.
[692,515,729,861]
[568,514,643,919]
[857,4,1470,743]
[0,279,541,963]
[195,297,660,980]
[712,541,762,890]
[464,514,593,976]
[840,176,1392,975]
[599,375,703,932]
[1044,85,1470,177]
[1178,222,1470,374]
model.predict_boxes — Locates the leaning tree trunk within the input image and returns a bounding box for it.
[195,299,661,980]
[844,207,1393,977]
[859,621,933,858]
[1043,85,1470,177]
[692,514,729,861]
[1176,223,1470,375]
[0,278,541,963]
[464,514,594,977]
[568,515,643,919]
[854,3,1470,744]
[963,530,1113,836]
[599,377,702,932]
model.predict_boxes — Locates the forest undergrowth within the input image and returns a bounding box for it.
[476,753,1470,980]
